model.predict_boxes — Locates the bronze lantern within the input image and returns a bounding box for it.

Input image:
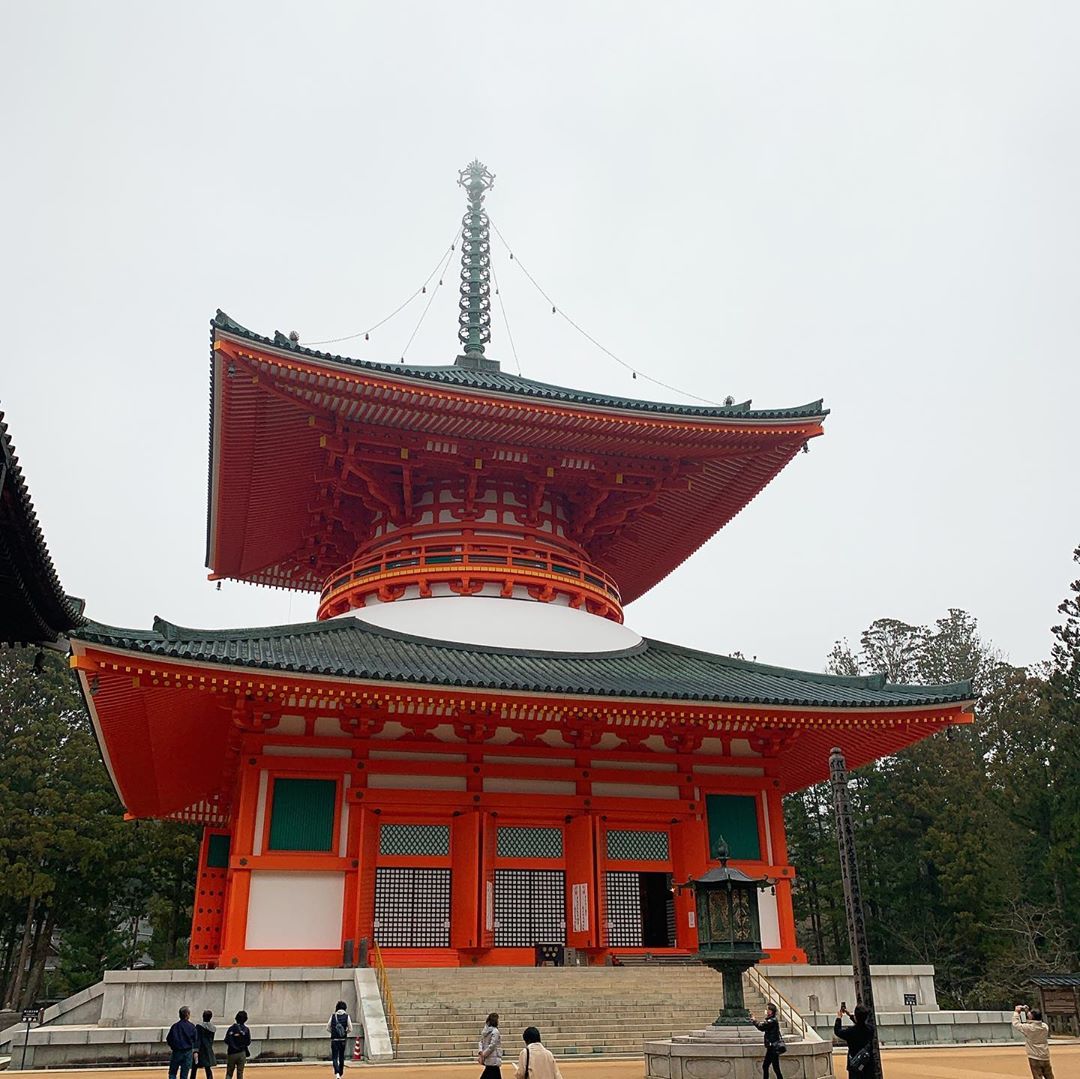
[679,838,773,1025]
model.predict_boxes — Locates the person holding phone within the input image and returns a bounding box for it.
[1013,1004,1054,1078]
[834,1004,875,1076]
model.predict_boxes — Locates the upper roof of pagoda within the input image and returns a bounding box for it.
[208,312,828,604]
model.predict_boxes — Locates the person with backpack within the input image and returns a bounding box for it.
[194,1010,217,1079]
[477,1012,503,1078]
[223,1010,251,1079]
[326,999,354,1078]
[834,1004,876,1077]
[513,1026,563,1079]
[750,1003,785,1078]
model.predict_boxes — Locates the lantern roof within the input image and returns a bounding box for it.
[691,865,773,887]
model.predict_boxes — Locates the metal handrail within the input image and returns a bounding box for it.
[746,965,810,1040]
[371,941,400,1052]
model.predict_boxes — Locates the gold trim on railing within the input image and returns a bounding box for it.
[371,941,400,1052]
[746,966,809,1039]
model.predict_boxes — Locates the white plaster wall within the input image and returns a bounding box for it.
[758,888,781,949]
[351,595,642,652]
[245,872,345,951]
[483,777,577,795]
[367,773,466,791]
[591,782,680,800]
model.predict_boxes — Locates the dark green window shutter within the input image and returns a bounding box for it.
[268,778,337,852]
[705,794,761,860]
[206,833,231,868]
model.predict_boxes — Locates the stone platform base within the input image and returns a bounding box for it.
[0,968,392,1070]
[646,1025,834,1079]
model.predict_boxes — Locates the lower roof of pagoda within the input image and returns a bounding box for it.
[70,616,974,818]
[75,615,972,711]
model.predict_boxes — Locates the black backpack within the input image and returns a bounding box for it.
[330,1014,349,1040]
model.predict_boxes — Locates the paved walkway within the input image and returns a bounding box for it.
[10,1045,1080,1079]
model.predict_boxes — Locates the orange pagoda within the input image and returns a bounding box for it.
[70,163,974,969]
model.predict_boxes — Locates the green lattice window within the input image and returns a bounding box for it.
[606,829,669,862]
[705,794,761,861]
[268,778,337,852]
[497,826,563,859]
[379,824,451,856]
[206,833,231,868]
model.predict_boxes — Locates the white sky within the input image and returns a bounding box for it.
[3,2,1078,673]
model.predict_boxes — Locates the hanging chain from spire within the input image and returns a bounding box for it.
[457,160,494,356]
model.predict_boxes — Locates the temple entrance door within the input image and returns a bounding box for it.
[639,872,675,948]
[605,871,676,948]
[493,869,566,947]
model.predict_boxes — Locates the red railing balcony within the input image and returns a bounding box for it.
[318,535,623,622]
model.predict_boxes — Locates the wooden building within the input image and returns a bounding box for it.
[68,164,974,969]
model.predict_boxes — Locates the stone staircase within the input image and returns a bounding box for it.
[386,964,779,1062]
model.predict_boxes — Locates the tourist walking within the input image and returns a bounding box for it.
[750,1003,785,1079]
[223,1010,251,1079]
[834,1005,875,1077]
[477,1012,503,1078]
[326,999,354,1079]
[166,1006,198,1079]
[1013,1004,1055,1078]
[194,1010,217,1079]
[513,1027,563,1079]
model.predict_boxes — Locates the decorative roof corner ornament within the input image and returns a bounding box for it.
[455,160,499,370]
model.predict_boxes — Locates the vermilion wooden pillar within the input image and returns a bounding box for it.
[451,810,482,950]
[670,816,709,951]
[765,787,805,962]
[218,756,261,964]
[352,804,380,952]
[565,814,595,950]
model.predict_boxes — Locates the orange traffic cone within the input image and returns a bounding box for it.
[350,1034,363,1063]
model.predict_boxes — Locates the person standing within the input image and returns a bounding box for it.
[833,1005,875,1077]
[194,1010,217,1079]
[1013,1004,1054,1078]
[223,1010,251,1079]
[166,1006,198,1079]
[326,999,354,1079]
[750,1003,785,1079]
[513,1027,563,1079]
[477,1012,503,1079]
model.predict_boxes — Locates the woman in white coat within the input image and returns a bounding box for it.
[513,1027,563,1079]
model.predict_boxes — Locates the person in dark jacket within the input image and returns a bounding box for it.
[223,1011,252,1079]
[166,1006,198,1079]
[834,1005,875,1076]
[750,1003,784,1079]
[195,1010,217,1079]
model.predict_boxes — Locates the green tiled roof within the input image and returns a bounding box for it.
[212,311,828,422]
[74,616,972,710]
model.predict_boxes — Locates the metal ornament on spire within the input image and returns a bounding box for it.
[457,160,494,358]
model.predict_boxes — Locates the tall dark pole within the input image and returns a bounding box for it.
[829,747,882,1078]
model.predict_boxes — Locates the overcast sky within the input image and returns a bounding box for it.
[3,2,1078,673]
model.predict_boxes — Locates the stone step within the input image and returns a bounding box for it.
[383,964,791,1064]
